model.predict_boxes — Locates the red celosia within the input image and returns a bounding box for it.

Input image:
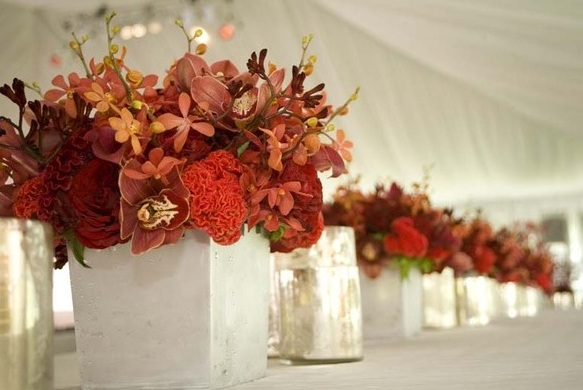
[12,175,43,218]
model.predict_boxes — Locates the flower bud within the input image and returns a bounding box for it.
[111,25,120,35]
[195,43,207,55]
[131,100,143,110]
[126,70,144,88]
[308,55,317,64]
[81,34,89,43]
[194,29,203,38]
[69,41,79,50]
[303,133,321,153]
[339,106,349,116]
[110,44,119,54]
[150,121,166,134]
[174,19,183,27]
[306,117,319,128]
[303,63,314,76]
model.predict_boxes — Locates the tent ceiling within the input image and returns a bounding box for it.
[1,0,583,217]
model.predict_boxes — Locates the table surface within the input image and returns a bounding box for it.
[55,309,583,390]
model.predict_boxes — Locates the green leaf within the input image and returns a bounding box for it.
[267,224,286,242]
[237,141,250,157]
[64,230,91,269]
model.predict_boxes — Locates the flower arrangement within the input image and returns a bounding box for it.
[456,213,497,276]
[0,13,357,267]
[490,222,554,294]
[323,179,462,278]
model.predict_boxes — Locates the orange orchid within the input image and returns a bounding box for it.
[260,123,289,171]
[85,82,120,113]
[334,129,353,162]
[121,148,184,185]
[108,108,144,155]
[157,92,215,152]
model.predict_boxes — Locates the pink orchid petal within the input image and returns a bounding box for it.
[44,89,65,102]
[210,60,240,78]
[148,148,164,166]
[131,228,165,255]
[190,76,230,114]
[278,192,294,216]
[172,130,188,152]
[120,160,156,204]
[120,200,138,240]
[269,68,285,91]
[190,121,215,137]
[157,114,185,130]
[178,92,191,118]
[124,168,152,180]
[176,53,211,91]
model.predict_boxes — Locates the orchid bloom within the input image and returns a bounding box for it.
[120,158,190,255]
[44,73,82,118]
[252,181,307,216]
[157,93,215,152]
[84,82,118,113]
[260,123,288,171]
[108,108,144,155]
[334,129,353,162]
[121,148,184,185]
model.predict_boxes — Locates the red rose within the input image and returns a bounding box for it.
[68,158,123,249]
[473,245,496,274]
[383,217,428,258]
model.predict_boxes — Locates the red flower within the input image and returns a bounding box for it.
[68,158,123,249]
[12,175,44,218]
[383,217,428,258]
[473,245,496,274]
[269,163,323,252]
[182,150,247,245]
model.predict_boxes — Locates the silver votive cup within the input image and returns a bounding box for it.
[273,226,363,364]
[0,218,54,390]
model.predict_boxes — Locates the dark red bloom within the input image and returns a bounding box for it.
[269,163,323,252]
[68,158,123,249]
[383,217,428,258]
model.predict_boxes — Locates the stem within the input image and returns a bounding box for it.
[105,14,133,103]
[71,32,92,79]
[324,87,359,126]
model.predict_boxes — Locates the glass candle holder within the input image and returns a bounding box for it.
[0,218,54,390]
[272,226,363,365]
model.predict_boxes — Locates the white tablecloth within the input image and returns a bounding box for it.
[56,309,583,390]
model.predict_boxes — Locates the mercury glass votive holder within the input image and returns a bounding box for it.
[0,218,54,390]
[273,226,363,365]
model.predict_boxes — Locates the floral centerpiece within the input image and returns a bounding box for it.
[455,213,497,276]
[491,222,554,294]
[0,14,356,268]
[323,179,462,278]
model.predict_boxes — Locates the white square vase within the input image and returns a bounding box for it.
[422,268,457,329]
[69,229,269,390]
[500,282,527,319]
[359,267,422,339]
[456,276,494,326]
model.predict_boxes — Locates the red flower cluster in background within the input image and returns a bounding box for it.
[323,180,463,278]
[489,222,554,294]
[0,14,357,267]
[324,180,555,294]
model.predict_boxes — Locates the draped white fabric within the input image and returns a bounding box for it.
[1,0,583,223]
